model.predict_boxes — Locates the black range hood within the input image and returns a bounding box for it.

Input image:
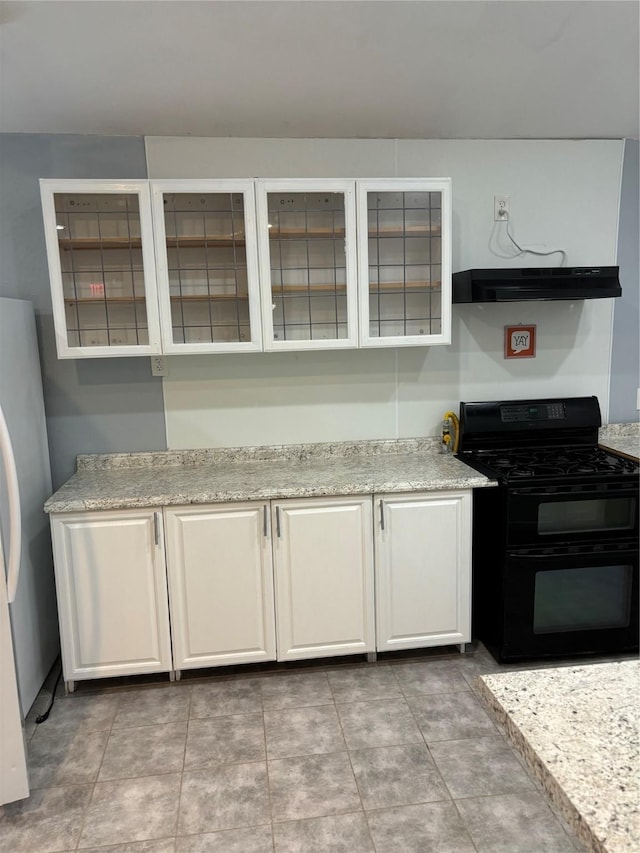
[452,266,621,303]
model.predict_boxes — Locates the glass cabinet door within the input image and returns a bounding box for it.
[40,180,161,358]
[151,181,262,353]
[256,180,358,350]
[357,179,452,347]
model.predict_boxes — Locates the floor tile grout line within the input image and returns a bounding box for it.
[450,789,583,853]
[448,791,483,853]
[72,690,122,851]
[400,678,461,812]
[326,663,401,705]
[263,715,347,763]
[361,807,380,853]
[257,681,277,853]
[173,685,192,841]
[403,686,475,700]
[338,699,367,815]
[100,718,191,732]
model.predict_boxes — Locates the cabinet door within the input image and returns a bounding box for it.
[50,509,171,681]
[164,503,276,669]
[151,181,263,353]
[40,179,162,358]
[357,179,452,348]
[256,179,359,351]
[375,491,471,651]
[273,496,374,661]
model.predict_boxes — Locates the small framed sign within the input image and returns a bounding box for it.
[505,324,536,359]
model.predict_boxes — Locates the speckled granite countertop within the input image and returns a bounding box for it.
[44,438,495,514]
[599,423,640,460]
[477,660,640,853]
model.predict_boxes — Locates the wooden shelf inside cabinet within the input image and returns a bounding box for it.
[165,236,247,248]
[58,235,252,251]
[367,227,442,237]
[58,238,143,251]
[271,284,348,294]
[268,228,346,240]
[369,281,442,293]
[64,296,146,305]
[64,294,249,305]
[169,294,250,302]
[163,230,348,248]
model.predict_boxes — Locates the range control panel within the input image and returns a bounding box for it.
[500,402,565,422]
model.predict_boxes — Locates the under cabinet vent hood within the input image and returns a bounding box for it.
[452,266,621,303]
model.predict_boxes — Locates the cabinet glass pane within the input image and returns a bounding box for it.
[162,192,251,345]
[55,193,148,347]
[367,191,442,338]
[267,192,347,342]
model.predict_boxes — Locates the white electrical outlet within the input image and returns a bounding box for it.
[494,195,510,221]
[636,388,640,411]
[151,356,167,377]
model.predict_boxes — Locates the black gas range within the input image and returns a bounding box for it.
[457,396,639,663]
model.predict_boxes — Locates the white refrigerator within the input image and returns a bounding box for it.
[0,297,60,804]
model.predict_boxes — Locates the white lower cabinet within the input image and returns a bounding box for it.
[50,509,172,684]
[50,489,472,683]
[164,503,276,669]
[272,496,375,661]
[375,491,472,651]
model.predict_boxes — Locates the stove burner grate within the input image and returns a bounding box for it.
[470,446,638,480]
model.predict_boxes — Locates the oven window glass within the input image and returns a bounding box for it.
[537,498,635,536]
[534,564,632,634]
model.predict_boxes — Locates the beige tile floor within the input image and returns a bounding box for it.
[0,645,591,852]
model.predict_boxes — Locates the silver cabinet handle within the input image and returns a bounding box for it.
[154,511,160,546]
[263,504,268,538]
[276,505,281,538]
[379,499,385,530]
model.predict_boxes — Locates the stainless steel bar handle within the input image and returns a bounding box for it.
[263,504,268,538]
[379,499,385,530]
[276,505,282,538]
[154,512,160,546]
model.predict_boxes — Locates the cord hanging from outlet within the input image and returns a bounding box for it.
[494,195,510,221]
[489,200,567,265]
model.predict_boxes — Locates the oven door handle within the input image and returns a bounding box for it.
[506,547,638,560]
[511,489,578,498]
[511,487,637,498]
[506,551,548,558]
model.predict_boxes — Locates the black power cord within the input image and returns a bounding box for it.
[35,663,63,724]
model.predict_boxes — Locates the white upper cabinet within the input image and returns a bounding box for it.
[256,179,359,351]
[41,176,453,358]
[357,179,452,347]
[40,179,162,358]
[150,181,263,354]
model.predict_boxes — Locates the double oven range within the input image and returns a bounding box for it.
[457,396,639,663]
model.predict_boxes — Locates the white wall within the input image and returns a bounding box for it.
[610,139,640,422]
[145,137,624,449]
[0,133,167,488]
